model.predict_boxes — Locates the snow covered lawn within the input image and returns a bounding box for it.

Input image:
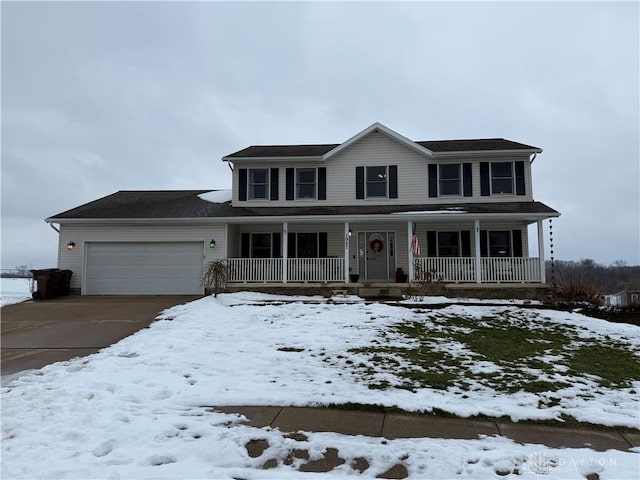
[0,277,33,307]
[2,292,639,479]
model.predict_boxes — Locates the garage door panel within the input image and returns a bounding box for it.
[85,242,204,294]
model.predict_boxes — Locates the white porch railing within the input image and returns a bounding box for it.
[414,257,541,283]
[227,258,343,283]
[227,258,283,283]
[287,258,344,282]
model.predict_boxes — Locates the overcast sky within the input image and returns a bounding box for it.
[2,1,639,270]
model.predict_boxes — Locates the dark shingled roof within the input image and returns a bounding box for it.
[224,138,539,158]
[416,139,539,152]
[225,144,338,158]
[48,190,559,220]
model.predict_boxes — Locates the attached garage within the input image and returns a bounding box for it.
[85,242,205,295]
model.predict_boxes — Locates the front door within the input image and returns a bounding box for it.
[358,232,395,281]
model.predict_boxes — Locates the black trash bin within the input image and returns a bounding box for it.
[58,270,73,296]
[30,268,61,300]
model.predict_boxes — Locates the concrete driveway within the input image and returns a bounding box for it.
[1,295,200,379]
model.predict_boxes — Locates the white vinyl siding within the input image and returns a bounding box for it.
[57,223,226,293]
[230,131,534,207]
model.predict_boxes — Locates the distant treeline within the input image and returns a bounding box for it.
[1,266,33,278]
[547,259,640,294]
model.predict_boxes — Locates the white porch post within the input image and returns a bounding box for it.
[537,219,546,283]
[407,221,414,281]
[282,222,288,284]
[344,222,350,283]
[475,220,482,284]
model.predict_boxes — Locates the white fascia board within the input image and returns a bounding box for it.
[322,122,434,161]
[223,156,324,163]
[431,148,542,159]
[47,210,559,226]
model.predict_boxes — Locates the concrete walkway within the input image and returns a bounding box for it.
[1,295,199,378]
[216,406,640,453]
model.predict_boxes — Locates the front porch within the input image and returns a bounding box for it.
[226,256,544,284]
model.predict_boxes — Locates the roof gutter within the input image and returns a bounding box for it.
[46,210,560,225]
[46,220,60,233]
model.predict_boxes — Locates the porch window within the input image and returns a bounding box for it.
[480,230,523,257]
[366,166,387,197]
[287,232,328,258]
[241,232,281,258]
[490,162,514,195]
[248,169,269,200]
[439,165,461,196]
[296,168,316,199]
[426,231,472,257]
[437,232,460,256]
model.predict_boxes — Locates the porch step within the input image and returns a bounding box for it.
[359,287,403,300]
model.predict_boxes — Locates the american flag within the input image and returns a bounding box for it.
[411,233,421,256]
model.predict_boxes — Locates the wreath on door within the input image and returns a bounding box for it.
[369,233,385,253]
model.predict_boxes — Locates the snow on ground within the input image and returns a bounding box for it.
[1,277,33,307]
[2,292,639,479]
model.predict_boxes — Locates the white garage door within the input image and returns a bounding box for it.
[85,242,204,294]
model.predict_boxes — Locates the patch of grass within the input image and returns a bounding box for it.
[568,345,640,387]
[338,309,640,397]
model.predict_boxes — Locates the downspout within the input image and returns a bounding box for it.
[529,153,537,164]
[227,160,234,172]
[47,221,60,233]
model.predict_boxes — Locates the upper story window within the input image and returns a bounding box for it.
[367,166,387,197]
[490,162,514,195]
[356,165,398,199]
[238,168,279,201]
[248,169,269,200]
[296,168,316,199]
[285,167,326,201]
[428,163,472,198]
[480,161,526,197]
[439,164,461,196]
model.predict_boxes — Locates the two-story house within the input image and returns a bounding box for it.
[46,123,560,295]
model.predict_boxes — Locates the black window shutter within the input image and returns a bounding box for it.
[241,232,250,257]
[463,163,472,197]
[480,230,488,257]
[319,232,328,258]
[428,164,438,198]
[461,230,471,257]
[512,229,523,257]
[355,166,364,199]
[287,233,296,258]
[480,163,490,196]
[286,168,294,200]
[270,168,279,200]
[388,165,398,198]
[515,161,526,196]
[426,231,437,257]
[318,167,326,200]
[272,232,281,258]
[238,169,247,201]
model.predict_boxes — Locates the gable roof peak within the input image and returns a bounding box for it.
[322,122,433,160]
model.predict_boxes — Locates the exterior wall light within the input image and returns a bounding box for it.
[67,241,75,250]
[348,230,352,237]
[209,239,216,248]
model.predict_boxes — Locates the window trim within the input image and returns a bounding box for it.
[295,168,317,200]
[366,165,388,198]
[438,164,462,197]
[490,161,515,195]
[247,168,270,200]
